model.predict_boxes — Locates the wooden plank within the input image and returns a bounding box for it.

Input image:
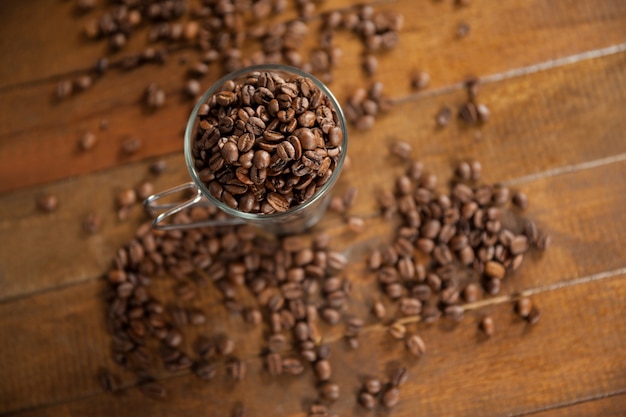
[1,0,626,192]
[528,394,626,417]
[2,52,626,300]
[2,271,624,416]
[2,0,625,90]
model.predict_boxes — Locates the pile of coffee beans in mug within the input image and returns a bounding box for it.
[191,69,344,213]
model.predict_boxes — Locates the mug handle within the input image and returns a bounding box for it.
[143,182,245,230]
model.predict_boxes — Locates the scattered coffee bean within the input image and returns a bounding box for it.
[98,368,121,393]
[391,141,412,160]
[436,106,452,127]
[382,386,400,408]
[56,80,73,99]
[319,382,340,401]
[83,211,101,234]
[516,297,532,318]
[406,334,426,357]
[480,316,495,337]
[139,380,166,399]
[121,137,142,155]
[527,305,542,325]
[456,22,471,38]
[389,322,407,339]
[358,391,376,410]
[512,191,528,209]
[78,131,97,151]
[37,193,59,212]
[411,70,430,90]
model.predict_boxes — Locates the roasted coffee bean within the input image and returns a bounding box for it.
[516,297,532,318]
[444,305,464,322]
[282,357,305,375]
[406,334,426,357]
[510,236,529,255]
[193,361,217,380]
[227,358,246,381]
[217,336,235,356]
[382,386,400,408]
[463,283,480,303]
[37,193,59,212]
[390,366,409,387]
[139,381,166,399]
[315,359,332,381]
[388,321,407,339]
[484,261,505,279]
[372,300,386,319]
[98,368,121,393]
[527,305,542,325]
[121,137,142,155]
[266,352,283,376]
[411,70,430,90]
[436,106,452,127]
[78,131,97,151]
[480,316,495,337]
[320,382,340,401]
[359,391,376,409]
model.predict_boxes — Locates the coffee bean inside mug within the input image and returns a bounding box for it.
[189,65,346,219]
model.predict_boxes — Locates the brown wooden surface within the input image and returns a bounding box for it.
[1,0,625,416]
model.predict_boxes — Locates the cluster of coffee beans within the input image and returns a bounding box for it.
[103,203,351,401]
[369,155,549,334]
[343,81,393,130]
[357,367,409,410]
[191,70,344,213]
[58,2,404,104]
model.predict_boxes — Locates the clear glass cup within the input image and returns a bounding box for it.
[144,64,348,235]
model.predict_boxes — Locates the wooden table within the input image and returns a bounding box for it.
[1,0,625,416]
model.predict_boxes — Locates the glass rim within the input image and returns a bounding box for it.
[183,64,349,222]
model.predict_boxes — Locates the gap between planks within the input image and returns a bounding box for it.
[512,389,626,417]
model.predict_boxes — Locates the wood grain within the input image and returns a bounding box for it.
[2,272,624,416]
[1,0,625,416]
[1,160,625,415]
[1,0,625,192]
[2,51,626,301]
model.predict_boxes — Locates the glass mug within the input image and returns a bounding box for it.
[144,64,348,235]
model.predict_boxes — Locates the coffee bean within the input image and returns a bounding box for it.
[527,305,542,325]
[372,301,386,319]
[37,193,59,212]
[480,316,495,337]
[56,80,73,99]
[411,70,430,90]
[347,216,365,233]
[315,359,332,381]
[436,106,452,127]
[512,191,528,209]
[516,297,532,318]
[510,236,529,255]
[444,305,464,322]
[78,131,97,151]
[121,137,142,155]
[83,211,101,234]
[98,368,121,393]
[462,283,480,302]
[282,357,305,375]
[456,22,471,38]
[193,361,217,380]
[319,382,340,401]
[484,261,505,279]
[267,352,283,376]
[358,391,376,409]
[391,141,412,161]
[364,377,382,394]
[227,358,246,381]
[139,380,166,399]
[406,334,426,357]
[388,322,407,339]
[390,366,409,387]
[382,386,400,408]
